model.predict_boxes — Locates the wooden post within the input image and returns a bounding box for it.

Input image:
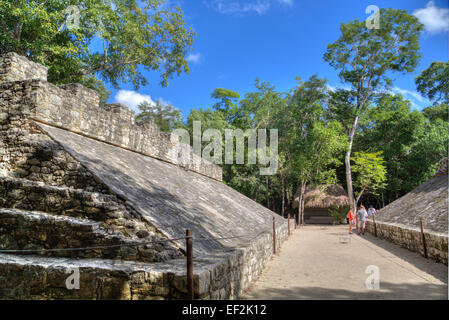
[288,213,290,236]
[372,213,377,237]
[186,230,194,299]
[419,217,428,259]
[272,217,276,254]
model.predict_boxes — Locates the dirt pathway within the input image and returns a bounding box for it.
[242,225,448,300]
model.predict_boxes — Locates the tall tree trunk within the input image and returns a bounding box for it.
[355,186,366,206]
[252,184,259,201]
[298,180,307,225]
[345,115,359,213]
[300,186,306,225]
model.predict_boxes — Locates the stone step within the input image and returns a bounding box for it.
[0,208,183,262]
[0,252,191,299]
[0,176,130,221]
[0,177,185,254]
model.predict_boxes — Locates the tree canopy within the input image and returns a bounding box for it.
[0,0,195,100]
[323,8,424,212]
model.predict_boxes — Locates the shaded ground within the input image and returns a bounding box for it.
[242,225,448,300]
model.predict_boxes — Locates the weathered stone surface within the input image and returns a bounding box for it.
[0,53,289,299]
[365,173,448,265]
[0,52,47,83]
[374,175,448,233]
[0,208,182,262]
[38,123,286,257]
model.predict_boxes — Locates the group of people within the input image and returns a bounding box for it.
[346,205,376,235]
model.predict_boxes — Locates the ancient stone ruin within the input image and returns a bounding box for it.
[366,157,448,264]
[0,52,288,299]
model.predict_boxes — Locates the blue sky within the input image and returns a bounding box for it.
[109,0,449,118]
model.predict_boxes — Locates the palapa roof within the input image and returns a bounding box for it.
[293,184,349,209]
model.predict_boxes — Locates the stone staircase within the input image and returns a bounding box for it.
[0,171,188,298]
[0,121,186,298]
[0,175,183,262]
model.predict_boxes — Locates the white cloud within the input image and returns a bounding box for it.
[325,85,431,110]
[326,84,352,92]
[186,53,202,64]
[204,0,293,15]
[392,87,425,102]
[413,1,449,34]
[114,90,155,113]
[277,0,293,6]
[391,87,431,110]
[114,90,175,114]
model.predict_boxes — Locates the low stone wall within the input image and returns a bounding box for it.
[366,220,448,265]
[0,220,289,299]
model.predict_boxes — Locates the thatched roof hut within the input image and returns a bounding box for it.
[293,184,349,209]
[293,184,349,224]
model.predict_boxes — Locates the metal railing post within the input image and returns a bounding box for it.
[419,217,428,259]
[186,229,194,299]
[372,213,377,237]
[272,217,276,254]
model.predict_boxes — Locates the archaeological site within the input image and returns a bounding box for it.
[0,52,289,299]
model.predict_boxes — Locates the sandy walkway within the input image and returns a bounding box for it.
[242,225,448,300]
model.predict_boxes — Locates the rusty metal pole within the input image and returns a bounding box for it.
[272,217,276,254]
[372,214,377,237]
[186,229,194,300]
[419,217,428,259]
[288,213,290,236]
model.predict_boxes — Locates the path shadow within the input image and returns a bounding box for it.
[242,281,448,300]
[353,232,448,283]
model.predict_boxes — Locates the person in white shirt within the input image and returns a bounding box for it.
[368,205,376,218]
[357,205,368,235]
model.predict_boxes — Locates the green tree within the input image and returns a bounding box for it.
[352,151,387,204]
[324,8,423,212]
[0,0,195,98]
[355,93,448,204]
[211,89,240,114]
[416,61,449,104]
[286,76,346,223]
[135,100,183,132]
[422,104,449,123]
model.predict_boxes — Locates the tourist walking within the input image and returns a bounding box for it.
[357,205,368,235]
[347,208,354,234]
[368,205,376,218]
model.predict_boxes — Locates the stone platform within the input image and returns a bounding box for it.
[0,53,288,299]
